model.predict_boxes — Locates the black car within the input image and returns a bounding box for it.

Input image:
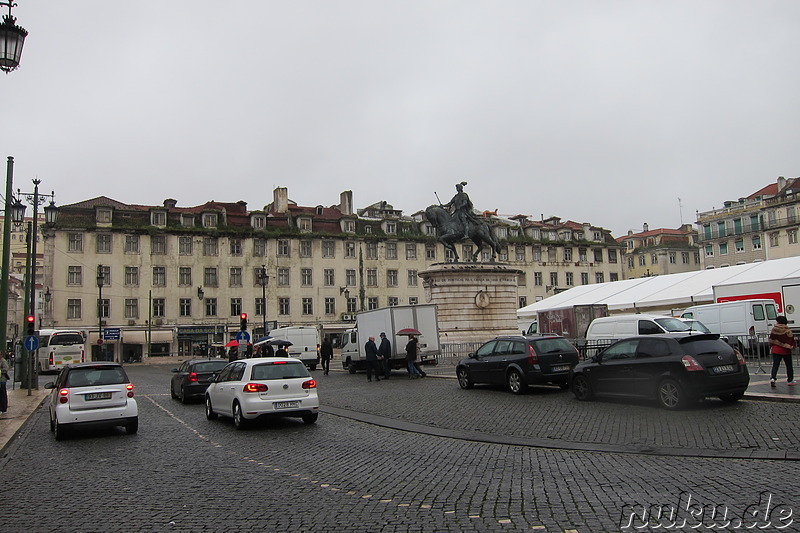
[570,333,750,410]
[456,335,580,394]
[170,359,229,403]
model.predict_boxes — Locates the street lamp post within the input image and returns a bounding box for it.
[258,265,268,337]
[0,1,28,73]
[97,265,105,361]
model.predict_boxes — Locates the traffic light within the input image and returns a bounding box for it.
[26,314,35,336]
[240,313,248,331]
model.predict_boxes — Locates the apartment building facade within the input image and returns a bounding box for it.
[617,223,700,278]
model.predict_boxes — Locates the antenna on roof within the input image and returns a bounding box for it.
[678,197,683,225]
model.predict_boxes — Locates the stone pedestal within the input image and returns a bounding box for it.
[419,263,522,344]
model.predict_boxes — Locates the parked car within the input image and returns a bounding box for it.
[44,362,138,441]
[585,314,692,342]
[170,358,229,403]
[456,335,580,394]
[570,333,750,410]
[205,357,320,429]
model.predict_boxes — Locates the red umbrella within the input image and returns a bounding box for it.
[224,340,240,347]
[396,328,422,336]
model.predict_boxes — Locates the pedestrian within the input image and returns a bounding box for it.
[228,346,238,363]
[769,315,796,386]
[378,332,392,379]
[0,350,10,415]
[320,337,333,375]
[275,344,289,358]
[264,343,275,357]
[365,336,381,382]
[405,335,422,379]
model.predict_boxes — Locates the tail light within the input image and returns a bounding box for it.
[302,379,317,389]
[527,344,539,365]
[49,351,54,365]
[126,383,135,398]
[81,349,85,363]
[681,355,704,371]
[187,372,198,382]
[58,388,69,403]
[317,344,320,354]
[243,383,268,393]
[734,349,746,365]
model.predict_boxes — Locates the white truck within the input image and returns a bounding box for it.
[713,278,800,331]
[341,304,440,373]
[680,299,778,352]
[267,326,321,369]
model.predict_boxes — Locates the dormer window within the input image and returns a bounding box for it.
[96,208,112,224]
[202,213,218,228]
[298,217,312,232]
[365,225,372,234]
[151,210,167,226]
[385,222,396,234]
[252,214,266,230]
[316,206,324,216]
[342,219,355,233]
[181,214,195,227]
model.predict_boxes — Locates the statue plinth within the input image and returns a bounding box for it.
[419,262,523,345]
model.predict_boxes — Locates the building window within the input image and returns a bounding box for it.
[96,208,112,224]
[365,242,378,260]
[406,244,417,260]
[67,266,82,286]
[346,269,357,286]
[705,244,714,257]
[719,242,728,255]
[255,297,265,316]
[368,297,378,310]
[717,221,726,238]
[151,211,166,226]
[387,269,398,287]
[534,272,542,286]
[445,248,455,261]
[638,255,646,266]
[426,244,436,260]
[203,237,218,256]
[669,252,676,264]
[181,214,194,227]
[581,272,589,285]
[770,232,780,247]
[345,241,356,258]
[532,247,542,262]
[651,253,658,264]
[179,236,193,255]
[518,296,527,309]
[279,298,290,315]
[253,238,266,257]
[407,270,418,286]
[608,250,617,264]
[153,298,165,317]
[578,248,587,262]
[367,269,378,287]
[322,240,335,258]
[565,272,574,286]
[151,235,166,255]
[593,249,603,263]
[96,234,112,254]
[610,273,619,281]
[347,298,357,313]
[385,222,396,234]
[301,268,313,286]
[125,266,139,287]
[205,298,217,317]
[365,225,372,234]
[179,267,192,286]
[752,235,762,250]
[252,215,266,229]
[425,225,436,236]
[204,267,218,287]
[230,267,243,287]
[388,297,399,307]
[385,242,398,260]
[152,266,166,287]
[499,247,508,261]
[67,299,81,319]
[230,298,242,316]
[324,297,335,315]
[98,298,110,319]
[734,239,744,253]
[298,217,312,232]
[202,213,218,227]
[790,229,799,245]
[277,239,290,257]
[682,252,690,263]
[179,298,192,317]
[515,246,525,262]
[550,272,558,287]
[277,267,290,286]
[302,298,313,315]
[462,245,473,259]
[563,248,573,262]
[343,219,355,233]
[124,235,140,253]
[124,299,139,319]
[68,233,83,253]
[230,238,243,256]
[518,272,526,286]
[627,256,634,269]
[300,240,312,258]
[409,296,419,306]
[595,273,604,283]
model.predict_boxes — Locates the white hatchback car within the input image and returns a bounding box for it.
[45,362,138,441]
[205,357,319,429]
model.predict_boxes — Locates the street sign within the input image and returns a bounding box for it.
[104,327,121,340]
[24,335,39,351]
[236,331,250,343]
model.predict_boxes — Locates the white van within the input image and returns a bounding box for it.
[585,314,692,342]
[680,299,778,341]
[37,329,86,373]
[267,326,321,370]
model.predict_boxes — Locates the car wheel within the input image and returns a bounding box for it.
[179,386,188,404]
[507,369,526,395]
[456,367,474,389]
[233,401,248,430]
[719,391,745,403]
[126,417,139,435]
[347,359,357,374]
[205,396,218,420]
[657,379,686,410]
[49,413,55,432]
[571,374,593,401]
[54,421,68,441]
[170,383,178,399]
[302,412,319,424]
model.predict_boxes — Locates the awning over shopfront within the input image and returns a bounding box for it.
[122,330,175,344]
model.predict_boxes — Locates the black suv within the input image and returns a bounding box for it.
[456,335,580,394]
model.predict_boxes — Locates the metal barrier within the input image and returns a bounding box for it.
[439,342,483,366]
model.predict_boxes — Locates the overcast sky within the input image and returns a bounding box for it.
[2,1,799,237]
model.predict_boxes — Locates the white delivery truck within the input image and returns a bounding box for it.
[37,329,87,373]
[341,304,440,374]
[680,299,778,352]
[267,326,321,369]
[713,278,800,331]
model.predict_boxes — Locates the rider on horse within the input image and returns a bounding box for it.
[441,181,482,238]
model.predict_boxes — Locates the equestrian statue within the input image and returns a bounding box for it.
[426,181,501,262]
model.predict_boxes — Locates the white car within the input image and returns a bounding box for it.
[205,357,320,429]
[45,362,139,441]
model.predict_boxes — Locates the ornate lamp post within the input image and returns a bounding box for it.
[0,1,27,73]
[258,265,268,337]
[97,264,105,360]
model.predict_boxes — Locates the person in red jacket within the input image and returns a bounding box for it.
[769,315,796,387]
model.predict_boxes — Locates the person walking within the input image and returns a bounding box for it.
[769,315,796,386]
[378,332,392,379]
[405,335,422,379]
[365,336,381,382]
[0,351,10,415]
[320,337,333,375]
[275,344,289,358]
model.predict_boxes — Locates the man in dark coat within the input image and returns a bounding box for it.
[320,337,333,375]
[365,336,381,382]
[378,332,392,379]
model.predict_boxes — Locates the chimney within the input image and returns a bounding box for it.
[643,222,649,232]
[273,187,288,214]
[163,198,177,209]
[340,190,353,215]
[778,176,787,192]
[582,223,591,240]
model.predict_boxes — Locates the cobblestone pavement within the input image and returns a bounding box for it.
[0,364,797,532]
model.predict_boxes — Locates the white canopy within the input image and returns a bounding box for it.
[517,256,800,318]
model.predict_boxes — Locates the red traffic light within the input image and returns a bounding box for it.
[26,315,35,323]
[240,313,248,320]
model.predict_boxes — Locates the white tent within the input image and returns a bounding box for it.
[516,256,800,319]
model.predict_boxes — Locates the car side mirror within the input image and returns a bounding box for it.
[591,355,600,364]
[44,382,55,389]
[468,352,478,359]
[171,368,178,373]
[208,374,218,383]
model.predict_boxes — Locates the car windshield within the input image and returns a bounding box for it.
[654,317,692,332]
[531,338,576,354]
[251,361,309,380]
[194,361,228,373]
[66,366,128,387]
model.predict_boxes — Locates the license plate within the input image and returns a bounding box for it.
[552,365,571,372]
[274,401,300,410]
[712,364,734,374]
[86,392,112,400]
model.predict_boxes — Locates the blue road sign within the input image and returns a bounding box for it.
[104,327,121,340]
[235,331,250,343]
[24,335,39,351]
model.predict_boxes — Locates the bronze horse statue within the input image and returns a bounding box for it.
[425,205,501,262]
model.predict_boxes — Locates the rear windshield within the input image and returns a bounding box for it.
[531,338,577,354]
[251,361,310,380]
[49,334,84,346]
[195,361,228,373]
[654,317,692,332]
[680,338,733,356]
[66,366,128,387]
